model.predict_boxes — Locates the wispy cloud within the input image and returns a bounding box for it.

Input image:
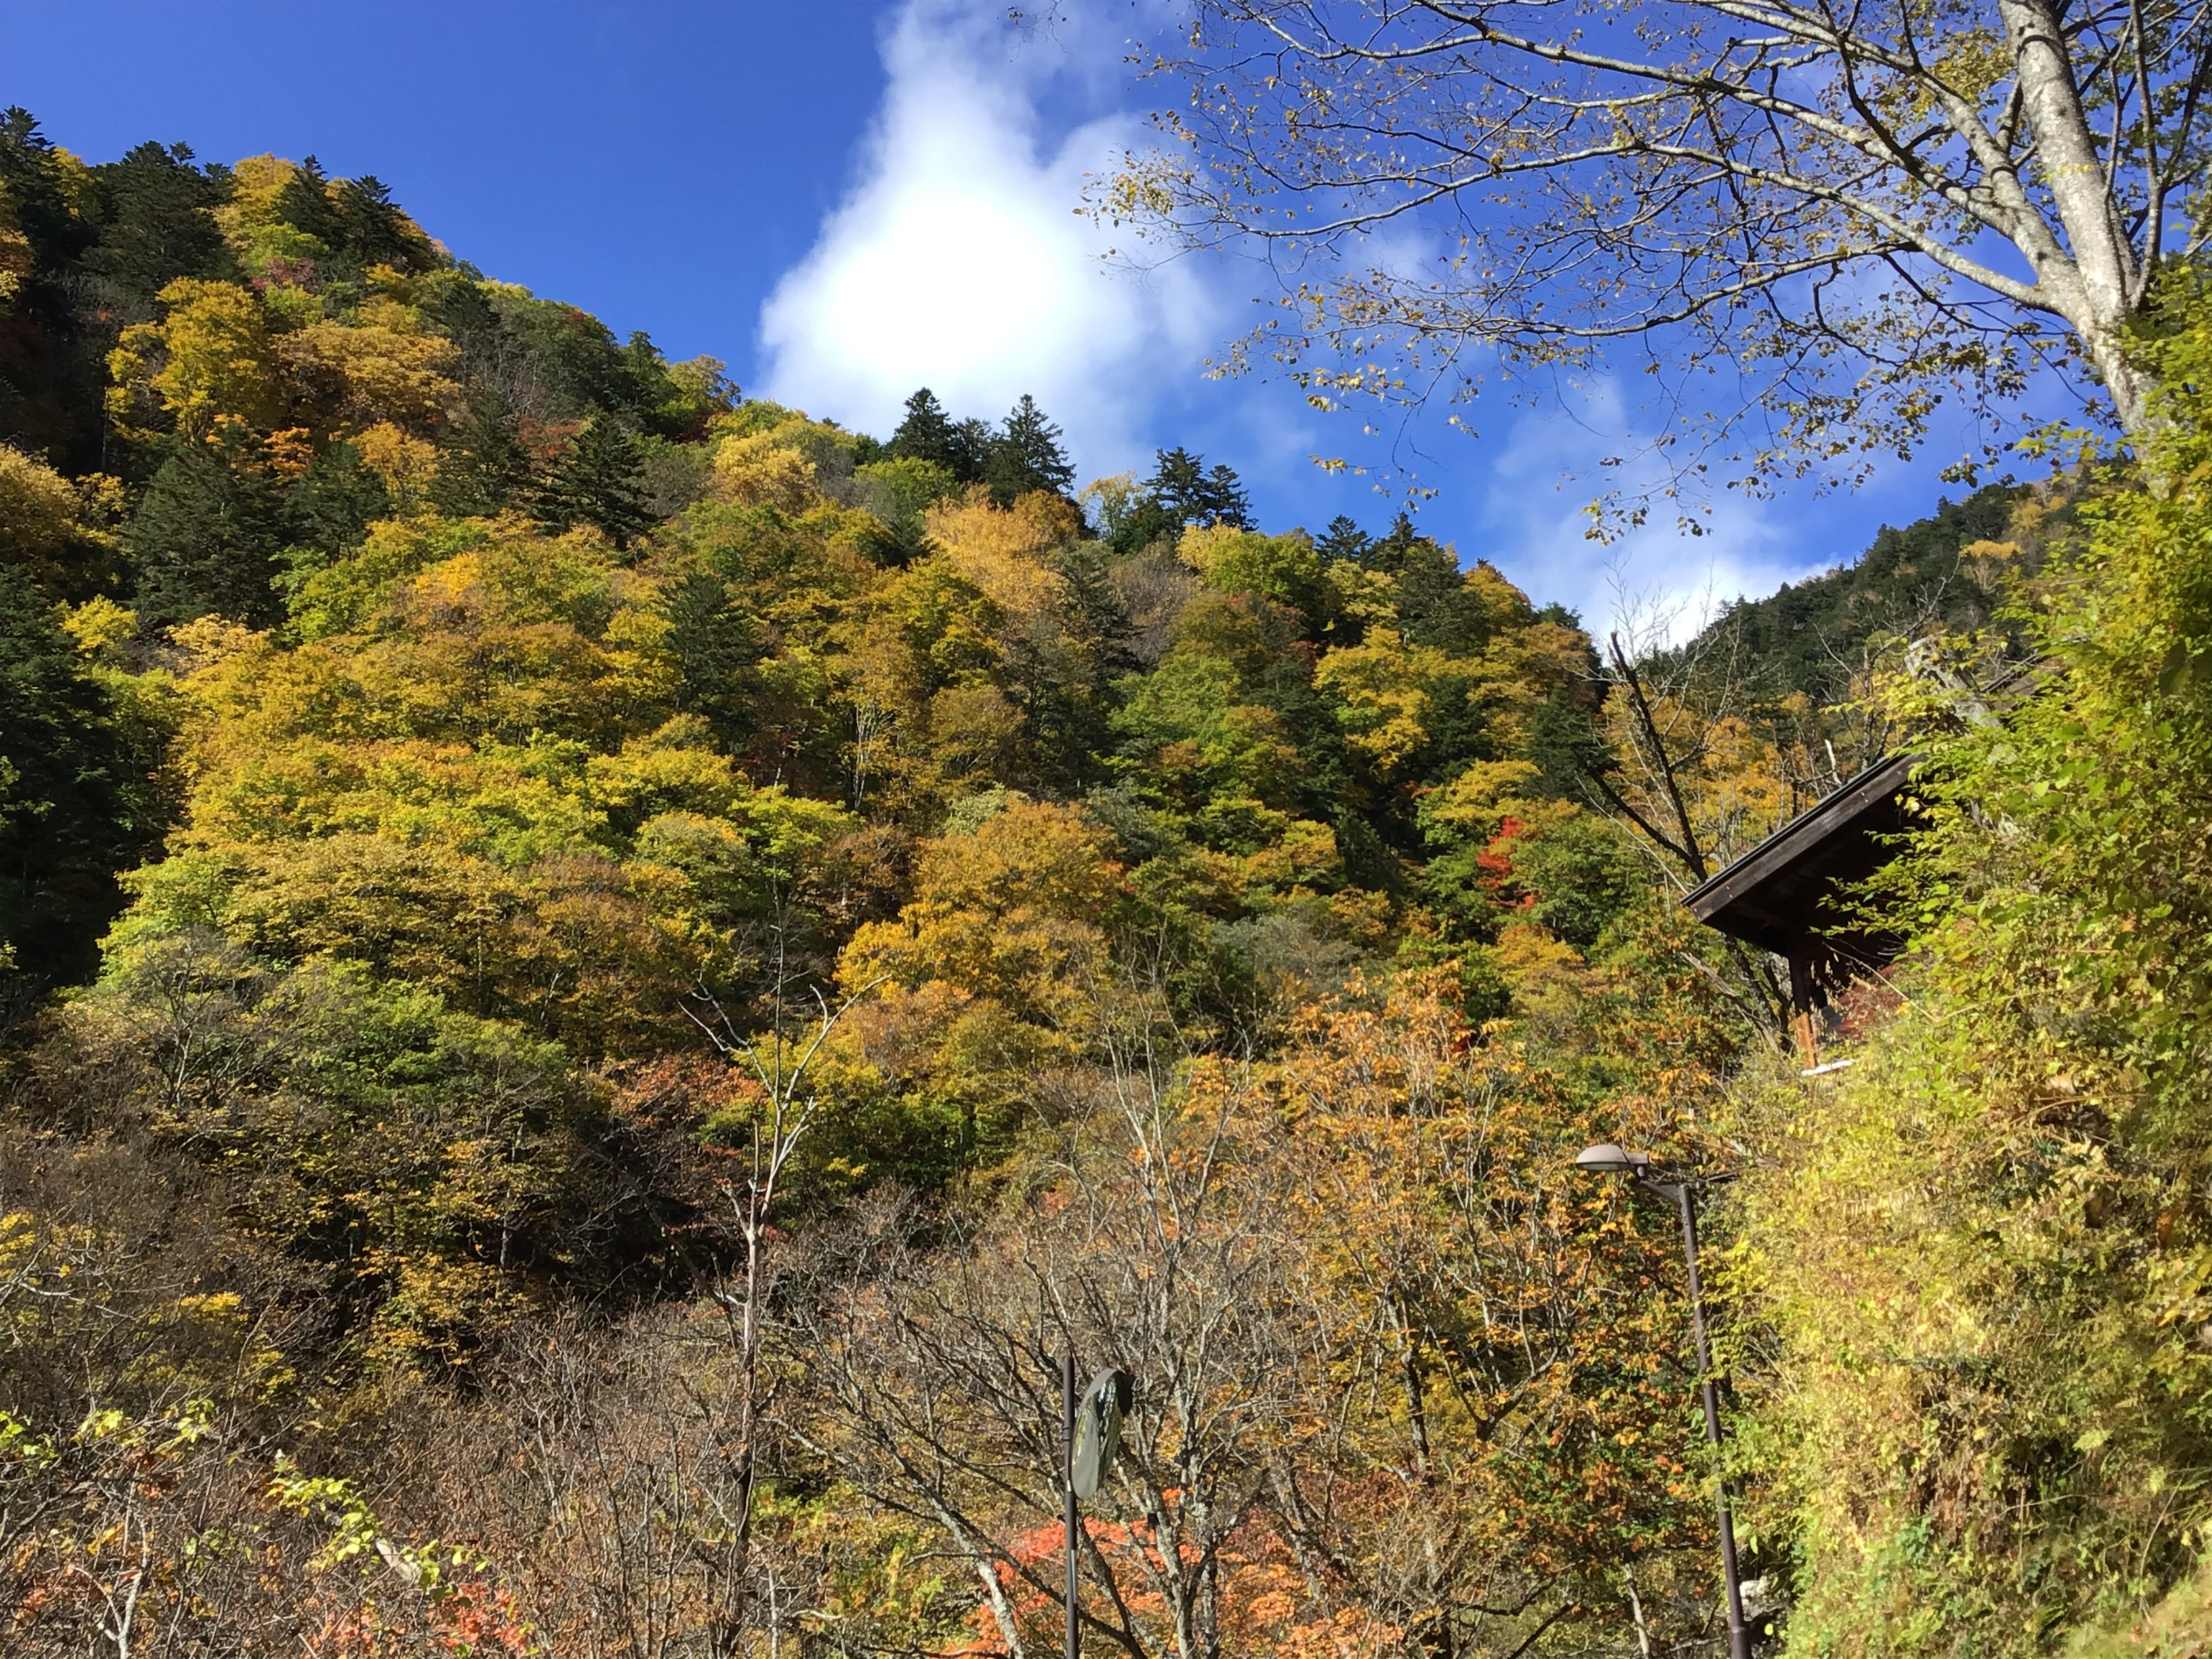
[758,0,1930,640]
[756,0,1218,474]
[1475,378,1830,638]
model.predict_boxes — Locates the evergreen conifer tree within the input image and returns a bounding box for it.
[890,388,989,483]
[1145,447,1254,529]
[1315,514,1374,564]
[0,109,102,469]
[289,440,390,557]
[1147,447,1208,521]
[533,413,653,549]
[273,156,342,253]
[1055,540,1138,684]
[1103,491,1179,556]
[663,566,766,747]
[431,387,534,517]
[81,141,231,314]
[129,425,289,628]
[984,394,1075,504]
[1200,462,1254,529]
[950,417,994,483]
[1361,513,1487,651]
[0,563,161,983]
[333,174,417,271]
[889,388,956,463]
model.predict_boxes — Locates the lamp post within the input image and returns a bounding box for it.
[1574,1144,1751,1659]
[1063,1353,1078,1659]
[1061,1356,1133,1659]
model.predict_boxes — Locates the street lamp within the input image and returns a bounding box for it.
[1061,1354,1132,1659]
[1575,1144,1751,1659]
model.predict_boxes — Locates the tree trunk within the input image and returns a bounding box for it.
[1996,0,2157,432]
[2085,322,2161,438]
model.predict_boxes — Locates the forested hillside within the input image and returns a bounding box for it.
[1680,484,2032,707]
[6,107,2212,1659]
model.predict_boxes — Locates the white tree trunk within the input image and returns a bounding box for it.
[1996,0,2156,430]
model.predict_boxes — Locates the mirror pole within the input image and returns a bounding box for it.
[1673,1185,1750,1659]
[1064,1349,1079,1659]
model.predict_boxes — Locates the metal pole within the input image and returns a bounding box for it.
[1671,1183,1751,1659]
[1064,1349,1080,1659]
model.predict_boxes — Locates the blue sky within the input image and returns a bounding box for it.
[5,0,2003,632]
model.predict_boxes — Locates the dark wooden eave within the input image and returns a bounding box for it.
[1683,752,1919,979]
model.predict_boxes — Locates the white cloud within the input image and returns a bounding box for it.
[756,0,1219,474]
[1475,379,1831,640]
[758,0,1895,634]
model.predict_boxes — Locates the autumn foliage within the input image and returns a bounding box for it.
[0,108,1933,1659]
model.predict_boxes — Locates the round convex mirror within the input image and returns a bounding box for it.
[1071,1367,1132,1500]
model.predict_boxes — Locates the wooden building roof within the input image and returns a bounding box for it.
[1683,752,1919,979]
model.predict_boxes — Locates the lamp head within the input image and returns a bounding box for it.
[1072,1367,1133,1500]
[1574,1143,1653,1175]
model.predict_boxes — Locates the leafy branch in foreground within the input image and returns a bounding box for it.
[1115,0,2212,521]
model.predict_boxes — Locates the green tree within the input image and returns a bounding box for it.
[270,153,342,257]
[287,438,390,561]
[331,173,422,271]
[424,280,691,430]
[983,393,1073,504]
[1096,447,1258,554]
[128,424,289,628]
[1362,514,1513,653]
[890,387,955,463]
[0,564,169,983]
[430,384,535,516]
[888,386,987,483]
[0,108,103,470]
[534,412,652,548]
[80,141,233,319]
[1149,445,1253,529]
[1314,513,1372,564]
